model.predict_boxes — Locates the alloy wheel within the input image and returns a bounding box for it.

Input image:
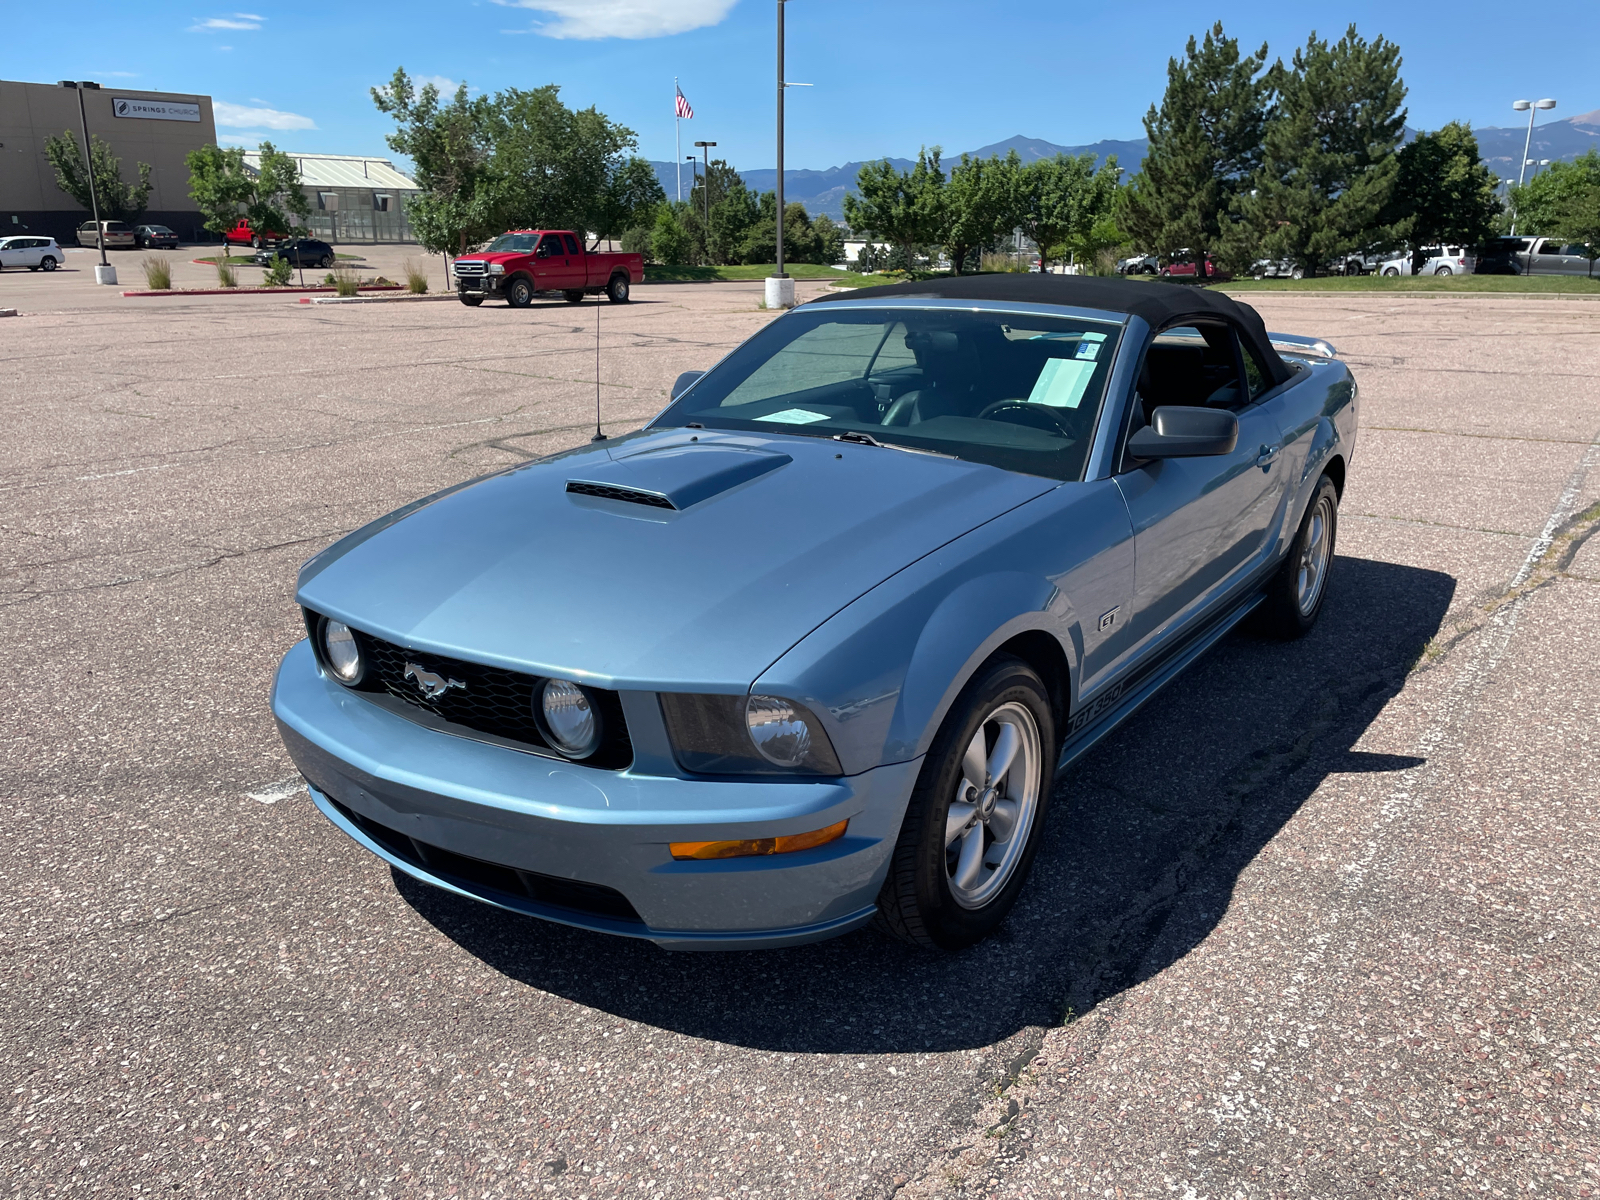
[943,701,1042,910]
[1296,494,1334,615]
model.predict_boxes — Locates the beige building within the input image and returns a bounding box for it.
[1,78,217,243]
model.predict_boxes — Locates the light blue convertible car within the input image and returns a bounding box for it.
[271,276,1356,950]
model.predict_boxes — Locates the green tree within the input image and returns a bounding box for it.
[243,142,312,242]
[691,159,758,264]
[1506,149,1600,237]
[1015,153,1121,273]
[372,68,498,256]
[1386,122,1500,256]
[44,131,153,222]
[186,143,253,247]
[941,151,1020,274]
[1121,23,1270,266]
[811,213,846,265]
[843,147,946,271]
[489,85,640,235]
[1550,178,1600,276]
[593,155,666,248]
[1234,26,1408,275]
[650,202,695,265]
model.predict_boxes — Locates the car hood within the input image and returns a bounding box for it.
[455,251,525,266]
[296,428,1056,688]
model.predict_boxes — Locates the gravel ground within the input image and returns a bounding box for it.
[1,285,1596,1199]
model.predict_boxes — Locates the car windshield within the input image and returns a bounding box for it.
[485,233,538,252]
[651,305,1125,482]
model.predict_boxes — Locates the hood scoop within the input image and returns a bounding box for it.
[567,444,792,511]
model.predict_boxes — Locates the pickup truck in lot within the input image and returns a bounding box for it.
[452,230,641,307]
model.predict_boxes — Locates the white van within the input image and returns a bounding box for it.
[76,220,136,249]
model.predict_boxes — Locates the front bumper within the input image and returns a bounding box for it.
[271,640,920,949]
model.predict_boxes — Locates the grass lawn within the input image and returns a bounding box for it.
[193,252,365,265]
[1216,274,1600,295]
[643,263,895,288]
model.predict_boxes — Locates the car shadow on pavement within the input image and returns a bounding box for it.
[396,554,1455,1055]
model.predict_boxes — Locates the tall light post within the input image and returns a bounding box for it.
[59,80,116,285]
[694,140,717,230]
[766,0,811,310]
[1510,98,1556,235]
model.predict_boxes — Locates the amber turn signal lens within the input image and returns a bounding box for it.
[669,819,848,861]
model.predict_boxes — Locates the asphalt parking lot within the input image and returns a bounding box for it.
[2,280,1597,1199]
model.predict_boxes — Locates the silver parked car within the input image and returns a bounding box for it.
[76,220,136,249]
[0,235,63,271]
[271,275,1357,951]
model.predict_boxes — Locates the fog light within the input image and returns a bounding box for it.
[322,619,362,683]
[538,678,600,758]
[669,819,848,861]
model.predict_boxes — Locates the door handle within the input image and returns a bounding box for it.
[1257,443,1280,469]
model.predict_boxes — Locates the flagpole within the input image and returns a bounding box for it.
[674,77,682,202]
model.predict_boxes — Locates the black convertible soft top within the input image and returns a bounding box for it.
[813,273,1294,387]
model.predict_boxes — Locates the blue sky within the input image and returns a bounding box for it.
[27,0,1600,172]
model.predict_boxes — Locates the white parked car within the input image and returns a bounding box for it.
[1379,246,1474,276]
[0,236,63,271]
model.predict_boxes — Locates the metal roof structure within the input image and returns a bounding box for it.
[241,152,418,192]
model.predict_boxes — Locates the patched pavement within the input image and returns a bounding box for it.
[2,287,1596,1199]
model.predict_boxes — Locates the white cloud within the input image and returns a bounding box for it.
[415,74,462,94]
[214,101,316,130]
[492,0,736,40]
[190,14,262,31]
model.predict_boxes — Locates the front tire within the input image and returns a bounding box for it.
[1435,266,1453,276]
[1259,475,1338,639]
[874,655,1055,949]
[606,273,630,303]
[1382,266,1399,277]
[458,293,484,307]
[507,277,534,308]
[319,254,334,269]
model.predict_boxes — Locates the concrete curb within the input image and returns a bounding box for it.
[121,285,408,298]
[304,293,456,305]
[0,308,17,318]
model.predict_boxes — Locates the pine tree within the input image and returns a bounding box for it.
[1121,22,1269,266]
[1234,26,1408,275]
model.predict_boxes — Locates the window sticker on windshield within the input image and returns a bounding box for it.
[1027,358,1097,409]
[756,408,831,425]
[1075,340,1100,360]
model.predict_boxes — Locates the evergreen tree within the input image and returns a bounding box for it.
[690,159,757,264]
[1234,26,1408,275]
[1386,122,1500,257]
[1121,22,1269,265]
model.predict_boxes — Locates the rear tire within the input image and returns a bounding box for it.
[41,257,57,272]
[874,655,1055,950]
[606,273,630,303]
[1259,475,1338,639]
[458,294,484,307]
[507,277,534,308]
[563,290,584,304]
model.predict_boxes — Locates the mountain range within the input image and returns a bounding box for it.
[650,111,1600,221]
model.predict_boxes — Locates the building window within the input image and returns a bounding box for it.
[373,194,391,212]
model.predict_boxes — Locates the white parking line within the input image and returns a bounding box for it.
[244,776,306,804]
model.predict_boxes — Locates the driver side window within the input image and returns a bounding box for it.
[1134,324,1248,422]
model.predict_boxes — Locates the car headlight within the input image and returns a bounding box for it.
[537,678,601,759]
[659,693,842,775]
[488,262,505,275]
[321,619,363,683]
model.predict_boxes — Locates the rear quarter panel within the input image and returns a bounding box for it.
[1271,356,1358,557]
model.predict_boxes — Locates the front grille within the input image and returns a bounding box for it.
[453,260,487,277]
[565,481,675,509]
[306,612,632,769]
[328,796,644,924]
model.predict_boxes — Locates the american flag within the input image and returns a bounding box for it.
[675,87,693,119]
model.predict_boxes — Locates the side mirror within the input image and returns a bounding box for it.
[1127,406,1239,458]
[671,370,705,400]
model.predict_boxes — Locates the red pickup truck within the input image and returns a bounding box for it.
[453,230,641,307]
[223,218,289,248]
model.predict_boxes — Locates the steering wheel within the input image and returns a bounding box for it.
[976,399,1074,437]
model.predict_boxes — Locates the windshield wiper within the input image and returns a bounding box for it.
[832,430,959,459]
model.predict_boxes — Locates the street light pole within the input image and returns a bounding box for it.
[775,0,786,283]
[1509,98,1556,236]
[61,80,115,283]
[694,140,717,231]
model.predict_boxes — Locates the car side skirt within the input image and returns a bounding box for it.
[1056,588,1267,774]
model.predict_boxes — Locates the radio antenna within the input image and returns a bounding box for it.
[591,300,607,443]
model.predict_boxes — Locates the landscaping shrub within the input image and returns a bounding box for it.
[215,260,238,288]
[262,256,294,286]
[141,256,172,290]
[330,265,359,297]
[403,259,429,293]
